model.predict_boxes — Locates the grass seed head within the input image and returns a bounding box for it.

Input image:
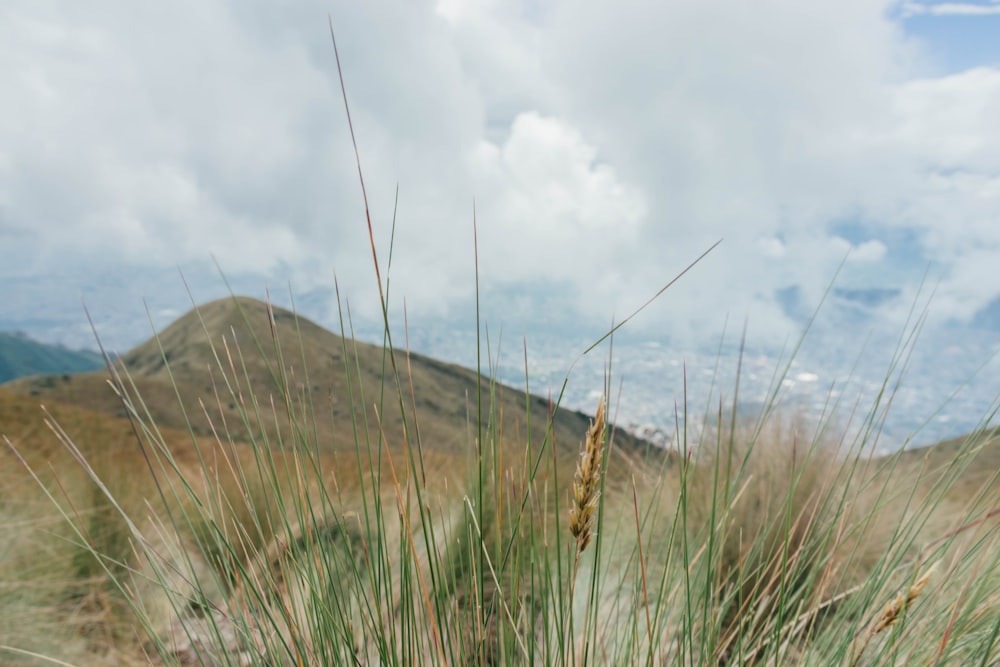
[870,563,936,636]
[570,396,607,554]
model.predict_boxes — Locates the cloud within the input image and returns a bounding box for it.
[2,0,999,353]
[470,112,646,280]
[901,1,1000,16]
[758,237,787,259]
[850,240,889,262]
[0,1,347,274]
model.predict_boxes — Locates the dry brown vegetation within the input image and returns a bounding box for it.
[5,297,655,468]
[2,298,999,665]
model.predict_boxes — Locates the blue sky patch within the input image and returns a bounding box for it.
[898,2,1000,74]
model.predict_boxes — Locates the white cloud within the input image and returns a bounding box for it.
[472,111,646,273]
[889,68,1000,170]
[0,1,345,273]
[758,237,787,258]
[1,0,999,352]
[851,240,889,262]
[902,1,1000,16]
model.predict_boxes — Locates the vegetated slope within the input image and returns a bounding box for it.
[0,387,239,666]
[5,315,1000,664]
[0,330,103,383]
[1,382,470,666]
[0,298,660,663]
[876,424,1000,501]
[4,296,660,480]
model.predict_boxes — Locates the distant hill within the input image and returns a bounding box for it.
[4,296,661,480]
[0,330,103,383]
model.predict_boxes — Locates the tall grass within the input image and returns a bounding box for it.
[4,32,1000,666]
[5,274,1000,666]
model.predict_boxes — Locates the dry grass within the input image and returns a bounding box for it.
[3,344,1000,665]
[570,396,606,555]
[3,298,654,470]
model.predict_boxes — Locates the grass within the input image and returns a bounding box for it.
[3,295,1000,665]
[3,34,1000,666]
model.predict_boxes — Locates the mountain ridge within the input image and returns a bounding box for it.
[4,296,662,478]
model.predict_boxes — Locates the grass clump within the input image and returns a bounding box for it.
[4,296,1000,665]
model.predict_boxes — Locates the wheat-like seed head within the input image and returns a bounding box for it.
[570,396,607,554]
[870,563,936,636]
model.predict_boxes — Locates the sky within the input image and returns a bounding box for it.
[2,0,999,443]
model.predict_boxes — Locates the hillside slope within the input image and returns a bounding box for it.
[0,330,103,382]
[4,296,660,480]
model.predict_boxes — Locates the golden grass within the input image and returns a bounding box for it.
[3,377,1000,664]
[570,396,606,555]
[0,385,470,665]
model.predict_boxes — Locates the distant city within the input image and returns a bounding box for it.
[391,320,1000,454]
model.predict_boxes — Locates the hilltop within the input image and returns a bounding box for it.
[4,296,660,477]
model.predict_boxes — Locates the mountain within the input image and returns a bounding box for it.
[0,330,103,383]
[4,296,660,478]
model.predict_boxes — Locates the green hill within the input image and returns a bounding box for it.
[0,330,103,383]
